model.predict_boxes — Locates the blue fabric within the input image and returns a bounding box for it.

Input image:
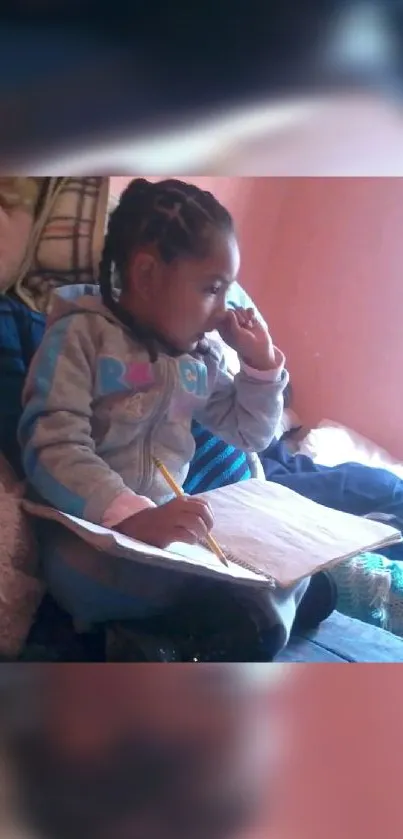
[0,295,46,475]
[276,610,403,662]
[183,420,252,494]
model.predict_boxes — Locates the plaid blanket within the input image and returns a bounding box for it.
[13,177,109,313]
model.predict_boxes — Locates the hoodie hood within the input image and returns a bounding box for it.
[47,283,217,362]
[47,283,117,329]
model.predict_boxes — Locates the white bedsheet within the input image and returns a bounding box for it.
[298,420,403,480]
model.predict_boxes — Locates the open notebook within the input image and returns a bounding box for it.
[23,479,402,590]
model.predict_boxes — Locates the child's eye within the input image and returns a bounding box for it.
[205,284,221,295]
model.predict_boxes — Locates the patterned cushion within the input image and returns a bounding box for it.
[330,551,403,638]
[13,176,109,313]
[183,420,252,494]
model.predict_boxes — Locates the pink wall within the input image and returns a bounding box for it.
[272,665,403,839]
[250,177,403,459]
[110,176,403,459]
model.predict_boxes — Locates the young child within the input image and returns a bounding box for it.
[18,178,309,660]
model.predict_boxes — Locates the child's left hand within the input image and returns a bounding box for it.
[218,307,277,371]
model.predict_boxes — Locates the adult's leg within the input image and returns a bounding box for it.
[261,441,403,525]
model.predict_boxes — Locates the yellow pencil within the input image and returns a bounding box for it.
[153,456,229,567]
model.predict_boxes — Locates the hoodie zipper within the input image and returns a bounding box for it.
[138,356,175,495]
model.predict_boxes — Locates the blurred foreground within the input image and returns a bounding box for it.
[0,664,402,839]
[2,3,403,174]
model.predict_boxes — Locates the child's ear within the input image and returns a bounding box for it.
[130,252,158,300]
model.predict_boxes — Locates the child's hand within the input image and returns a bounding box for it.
[115,496,214,549]
[218,307,277,371]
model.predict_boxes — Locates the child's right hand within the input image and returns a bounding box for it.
[115,496,214,549]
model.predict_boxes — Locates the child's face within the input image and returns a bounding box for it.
[126,230,240,354]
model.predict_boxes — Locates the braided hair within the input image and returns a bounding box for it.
[99,178,234,361]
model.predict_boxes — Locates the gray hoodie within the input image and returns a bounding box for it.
[18,284,288,527]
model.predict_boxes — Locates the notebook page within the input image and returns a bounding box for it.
[201,479,402,587]
[22,501,269,587]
